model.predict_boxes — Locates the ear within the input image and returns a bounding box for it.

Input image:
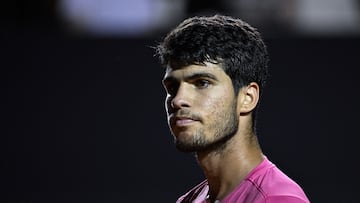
[237,82,260,114]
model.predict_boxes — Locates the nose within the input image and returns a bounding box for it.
[170,84,191,109]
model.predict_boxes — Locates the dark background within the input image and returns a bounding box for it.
[3,1,360,202]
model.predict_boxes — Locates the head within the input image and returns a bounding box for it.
[156,14,269,152]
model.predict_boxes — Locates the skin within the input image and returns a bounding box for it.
[162,62,264,202]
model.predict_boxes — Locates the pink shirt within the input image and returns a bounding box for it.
[176,157,310,203]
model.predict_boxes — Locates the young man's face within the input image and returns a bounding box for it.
[162,62,239,152]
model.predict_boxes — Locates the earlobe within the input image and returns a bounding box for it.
[237,82,259,114]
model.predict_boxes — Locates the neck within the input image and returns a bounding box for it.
[196,131,264,201]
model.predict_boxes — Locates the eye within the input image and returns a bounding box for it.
[164,83,178,95]
[194,79,211,89]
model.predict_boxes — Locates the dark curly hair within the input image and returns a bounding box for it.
[156,14,269,94]
[156,14,269,131]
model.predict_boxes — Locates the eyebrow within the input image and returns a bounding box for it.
[163,72,218,84]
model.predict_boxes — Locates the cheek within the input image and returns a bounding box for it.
[200,93,234,116]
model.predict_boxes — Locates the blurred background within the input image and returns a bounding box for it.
[3,0,360,202]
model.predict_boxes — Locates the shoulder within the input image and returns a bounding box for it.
[248,159,310,202]
[221,158,310,203]
[265,195,310,203]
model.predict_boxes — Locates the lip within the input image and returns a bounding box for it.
[170,116,198,127]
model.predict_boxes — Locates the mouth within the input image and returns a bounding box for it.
[169,115,199,127]
[175,117,196,126]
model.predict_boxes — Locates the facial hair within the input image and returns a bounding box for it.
[174,99,239,153]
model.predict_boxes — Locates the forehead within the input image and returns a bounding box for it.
[163,62,226,79]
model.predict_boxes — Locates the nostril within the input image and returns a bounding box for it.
[171,98,180,109]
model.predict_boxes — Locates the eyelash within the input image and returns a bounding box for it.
[164,79,212,95]
[194,79,211,88]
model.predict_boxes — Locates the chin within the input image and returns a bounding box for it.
[174,138,199,152]
[175,144,201,153]
[175,139,210,153]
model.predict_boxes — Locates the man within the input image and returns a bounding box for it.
[156,14,310,203]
